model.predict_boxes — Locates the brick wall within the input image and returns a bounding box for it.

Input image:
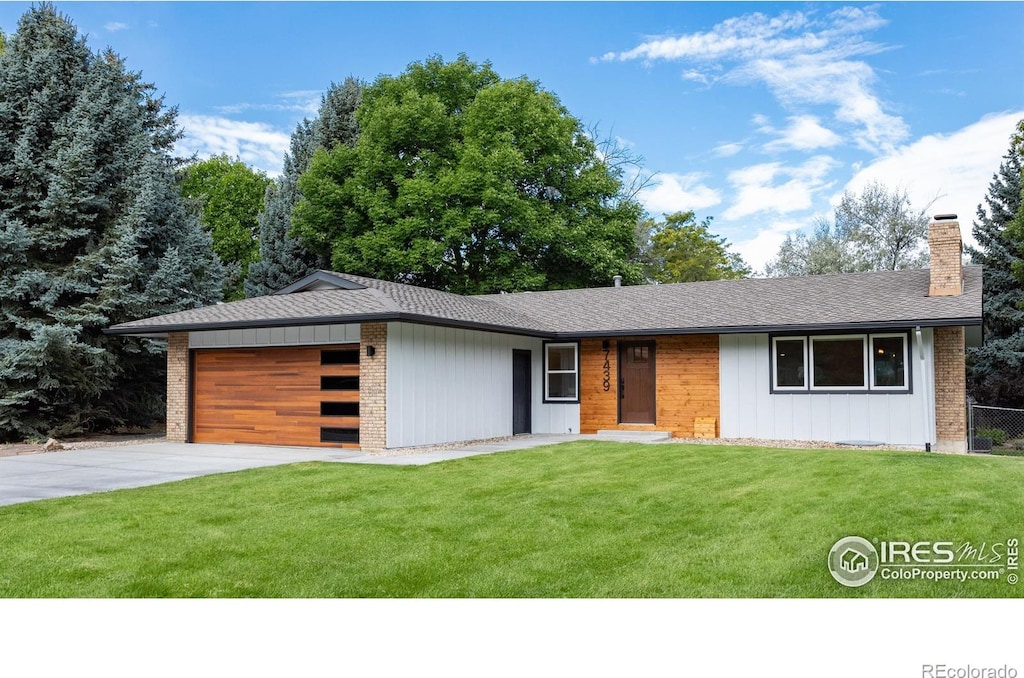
[933,325,967,453]
[166,332,189,443]
[359,322,388,451]
[928,219,963,296]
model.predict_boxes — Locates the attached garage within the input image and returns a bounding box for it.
[192,344,361,448]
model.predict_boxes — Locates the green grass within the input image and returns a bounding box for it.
[2,442,1023,597]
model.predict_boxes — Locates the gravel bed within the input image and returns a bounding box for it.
[368,436,516,457]
[666,437,920,451]
[0,433,166,457]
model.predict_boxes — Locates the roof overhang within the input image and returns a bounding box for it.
[105,315,982,340]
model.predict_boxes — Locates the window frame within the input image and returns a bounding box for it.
[771,336,808,391]
[809,334,869,391]
[768,331,912,395]
[869,333,911,391]
[543,341,580,404]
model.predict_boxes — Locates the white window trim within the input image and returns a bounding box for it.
[809,335,868,391]
[869,333,909,391]
[544,342,579,402]
[771,336,808,391]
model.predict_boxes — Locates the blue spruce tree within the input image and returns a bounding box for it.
[966,123,1024,407]
[0,5,224,441]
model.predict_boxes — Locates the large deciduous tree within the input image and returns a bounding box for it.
[180,155,270,300]
[966,120,1024,407]
[765,183,932,277]
[639,211,750,283]
[0,5,224,441]
[244,78,362,297]
[292,55,644,295]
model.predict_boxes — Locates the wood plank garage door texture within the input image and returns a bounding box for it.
[192,345,360,448]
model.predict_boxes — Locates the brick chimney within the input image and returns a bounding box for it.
[928,214,963,296]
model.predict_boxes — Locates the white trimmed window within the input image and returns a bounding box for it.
[544,342,579,402]
[870,334,909,390]
[810,335,868,390]
[772,337,807,391]
[771,333,909,393]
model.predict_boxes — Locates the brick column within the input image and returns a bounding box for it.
[166,332,190,443]
[359,322,387,451]
[933,326,967,453]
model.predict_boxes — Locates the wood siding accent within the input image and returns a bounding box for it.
[192,344,359,448]
[580,336,719,437]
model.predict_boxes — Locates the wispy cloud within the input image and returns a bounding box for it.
[759,115,843,152]
[600,6,906,154]
[104,22,129,33]
[637,172,722,215]
[712,142,744,158]
[723,155,839,220]
[215,90,322,117]
[175,115,291,176]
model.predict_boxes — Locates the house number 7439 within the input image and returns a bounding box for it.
[602,347,611,391]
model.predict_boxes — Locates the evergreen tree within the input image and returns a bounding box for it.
[965,120,1024,407]
[0,5,223,441]
[244,78,362,297]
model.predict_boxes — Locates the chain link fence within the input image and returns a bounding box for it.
[969,405,1024,455]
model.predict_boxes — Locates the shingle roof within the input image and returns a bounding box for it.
[106,266,983,337]
[482,266,983,335]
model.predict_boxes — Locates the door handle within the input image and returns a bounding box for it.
[619,380,624,398]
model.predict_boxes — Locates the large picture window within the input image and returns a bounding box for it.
[770,332,910,393]
[810,336,867,389]
[544,342,579,402]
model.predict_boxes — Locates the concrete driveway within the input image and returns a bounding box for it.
[0,433,643,507]
[0,442,362,507]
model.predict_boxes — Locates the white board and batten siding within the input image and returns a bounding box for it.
[188,324,360,348]
[386,322,579,448]
[719,331,935,448]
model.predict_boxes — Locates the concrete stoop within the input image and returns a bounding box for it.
[594,430,673,443]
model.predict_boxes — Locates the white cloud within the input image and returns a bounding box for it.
[733,219,807,273]
[637,172,722,215]
[723,155,839,220]
[713,142,744,157]
[842,111,1024,250]
[600,6,904,154]
[760,115,843,152]
[215,90,322,117]
[104,22,129,33]
[176,115,291,176]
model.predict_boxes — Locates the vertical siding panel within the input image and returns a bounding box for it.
[736,336,758,438]
[753,334,775,438]
[718,336,737,438]
[847,395,870,440]
[812,397,833,440]
[829,395,850,441]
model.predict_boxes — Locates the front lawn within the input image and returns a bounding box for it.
[1,442,1022,597]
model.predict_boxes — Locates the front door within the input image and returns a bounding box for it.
[618,341,656,424]
[512,350,532,434]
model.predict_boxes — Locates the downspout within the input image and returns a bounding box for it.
[916,326,933,452]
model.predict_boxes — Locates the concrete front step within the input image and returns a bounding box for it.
[594,430,673,442]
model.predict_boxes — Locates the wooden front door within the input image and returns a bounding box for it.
[512,350,532,435]
[618,341,656,424]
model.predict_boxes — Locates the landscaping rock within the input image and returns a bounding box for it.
[43,438,64,451]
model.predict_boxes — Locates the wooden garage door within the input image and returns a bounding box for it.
[192,345,360,448]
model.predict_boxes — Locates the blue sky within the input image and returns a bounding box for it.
[2,2,1022,270]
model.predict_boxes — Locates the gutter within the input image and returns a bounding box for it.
[105,315,983,340]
